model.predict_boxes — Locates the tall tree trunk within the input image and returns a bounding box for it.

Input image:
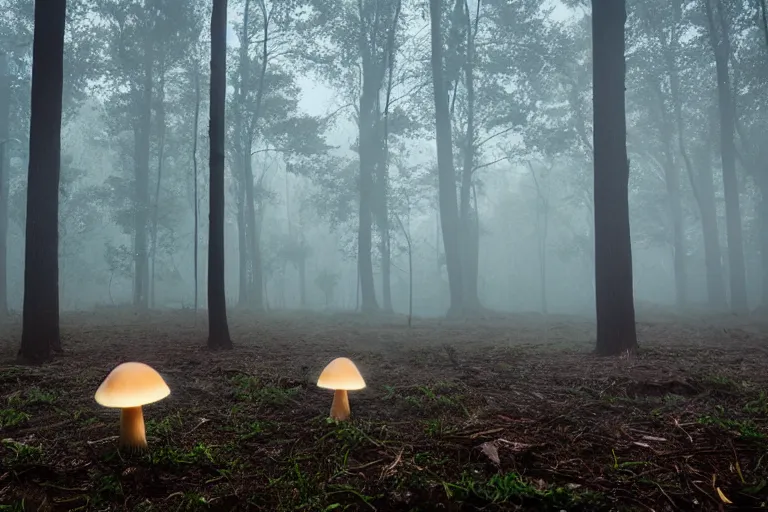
[0,53,9,318]
[429,0,464,316]
[236,182,248,305]
[650,81,687,308]
[695,134,726,309]
[150,66,166,308]
[357,91,379,312]
[244,157,262,308]
[591,0,637,356]
[242,0,267,309]
[192,64,200,314]
[460,0,481,312]
[207,0,232,350]
[134,30,153,310]
[18,0,66,363]
[235,0,250,307]
[660,7,727,308]
[705,0,748,313]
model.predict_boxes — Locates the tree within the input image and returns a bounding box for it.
[704,0,747,313]
[207,0,232,350]
[0,52,9,318]
[17,0,66,363]
[592,0,637,356]
[429,0,464,316]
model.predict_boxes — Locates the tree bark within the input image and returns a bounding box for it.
[0,53,9,318]
[357,55,379,312]
[429,0,464,316]
[591,0,637,356]
[460,0,481,312]
[18,0,66,363]
[705,0,748,313]
[133,21,153,310]
[207,0,232,350]
[192,64,200,314]
[150,66,166,308]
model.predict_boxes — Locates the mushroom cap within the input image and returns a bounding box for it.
[317,357,366,390]
[94,362,171,408]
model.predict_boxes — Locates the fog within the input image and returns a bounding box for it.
[0,0,764,320]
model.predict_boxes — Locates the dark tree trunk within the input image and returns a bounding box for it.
[705,0,748,313]
[192,65,200,314]
[429,0,464,316]
[18,0,66,363]
[0,53,9,318]
[591,0,637,356]
[207,0,232,350]
[460,0,481,312]
[133,33,153,310]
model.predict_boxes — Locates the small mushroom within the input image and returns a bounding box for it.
[94,362,171,451]
[316,357,366,421]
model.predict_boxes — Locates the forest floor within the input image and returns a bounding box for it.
[0,307,767,511]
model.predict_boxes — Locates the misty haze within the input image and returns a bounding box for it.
[1,0,767,510]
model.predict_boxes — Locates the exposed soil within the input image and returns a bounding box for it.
[1,308,767,511]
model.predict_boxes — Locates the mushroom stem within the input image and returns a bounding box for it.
[119,406,148,451]
[330,389,351,420]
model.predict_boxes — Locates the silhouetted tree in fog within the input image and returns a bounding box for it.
[18,0,66,363]
[0,52,9,319]
[207,0,232,350]
[592,0,637,356]
[704,0,748,314]
[429,0,464,316]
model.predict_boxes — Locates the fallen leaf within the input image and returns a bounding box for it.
[716,487,732,504]
[479,441,500,464]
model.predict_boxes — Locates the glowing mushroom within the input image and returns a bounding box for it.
[94,362,170,451]
[316,357,366,421]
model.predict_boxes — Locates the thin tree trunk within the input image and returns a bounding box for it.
[234,0,250,306]
[649,80,687,308]
[207,0,232,350]
[236,182,248,305]
[696,133,726,309]
[460,0,481,312]
[150,66,166,308]
[660,6,726,308]
[243,0,268,309]
[192,64,200,315]
[395,213,412,327]
[18,0,66,363]
[429,0,464,317]
[591,0,637,356]
[0,53,9,318]
[705,0,748,313]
